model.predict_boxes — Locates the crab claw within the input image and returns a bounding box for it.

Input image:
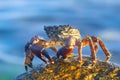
[24,63,33,71]
[25,65,28,71]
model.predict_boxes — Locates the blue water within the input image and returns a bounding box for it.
[0,0,120,80]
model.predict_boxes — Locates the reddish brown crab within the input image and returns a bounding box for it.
[44,25,111,64]
[24,25,111,71]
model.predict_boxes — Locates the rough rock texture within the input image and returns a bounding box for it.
[16,56,120,80]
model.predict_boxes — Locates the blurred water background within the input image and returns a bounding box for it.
[0,0,120,80]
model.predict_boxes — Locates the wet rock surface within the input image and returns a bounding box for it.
[16,56,120,80]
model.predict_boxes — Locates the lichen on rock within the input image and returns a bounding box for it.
[16,56,120,80]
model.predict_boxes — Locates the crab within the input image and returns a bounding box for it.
[24,25,111,70]
[44,25,111,64]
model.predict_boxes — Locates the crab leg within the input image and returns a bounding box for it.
[86,36,96,63]
[24,55,34,71]
[78,36,96,64]
[97,38,111,61]
[78,42,83,64]
[24,42,35,71]
[50,47,58,53]
[94,43,98,53]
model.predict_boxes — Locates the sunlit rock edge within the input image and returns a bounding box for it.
[15,56,120,80]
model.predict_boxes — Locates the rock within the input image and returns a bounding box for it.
[15,56,120,80]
